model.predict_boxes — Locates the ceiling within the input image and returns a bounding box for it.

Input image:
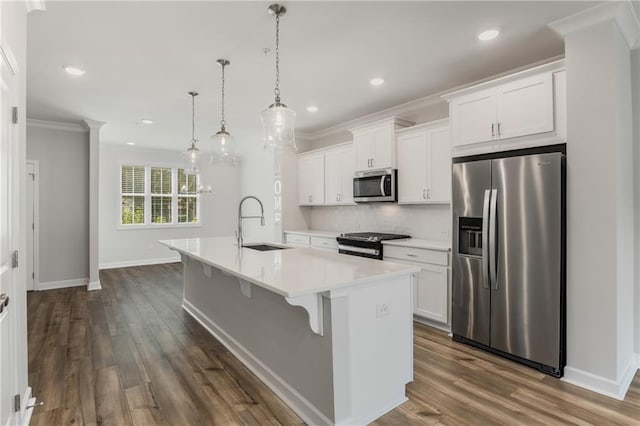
[27,1,598,154]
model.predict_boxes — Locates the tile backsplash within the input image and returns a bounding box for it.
[309,203,452,241]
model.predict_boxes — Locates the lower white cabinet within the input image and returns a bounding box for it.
[284,233,310,248]
[384,243,450,325]
[284,231,339,252]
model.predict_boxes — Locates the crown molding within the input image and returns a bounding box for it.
[27,118,87,133]
[83,119,106,130]
[300,92,443,141]
[549,1,640,49]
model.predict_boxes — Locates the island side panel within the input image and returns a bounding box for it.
[331,274,414,425]
[181,256,336,423]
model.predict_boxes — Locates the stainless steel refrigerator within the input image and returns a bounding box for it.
[451,146,566,377]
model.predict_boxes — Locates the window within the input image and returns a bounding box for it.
[120,164,200,227]
[178,169,198,223]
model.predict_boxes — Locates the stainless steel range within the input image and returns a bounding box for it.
[337,232,410,260]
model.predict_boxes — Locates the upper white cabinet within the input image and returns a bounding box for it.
[298,142,355,207]
[324,144,354,205]
[444,60,566,155]
[350,117,413,171]
[298,152,325,206]
[396,119,451,204]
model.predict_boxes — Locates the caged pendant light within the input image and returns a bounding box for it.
[261,4,296,151]
[182,91,204,175]
[211,59,236,164]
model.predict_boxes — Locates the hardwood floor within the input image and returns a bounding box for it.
[28,264,639,425]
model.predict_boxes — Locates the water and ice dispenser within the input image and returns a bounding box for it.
[458,217,483,257]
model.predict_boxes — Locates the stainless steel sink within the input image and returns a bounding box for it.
[243,243,289,252]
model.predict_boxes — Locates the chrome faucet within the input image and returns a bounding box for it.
[237,195,265,248]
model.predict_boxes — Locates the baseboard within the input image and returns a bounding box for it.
[37,278,88,291]
[99,256,180,270]
[182,299,333,426]
[563,355,638,400]
[87,280,102,291]
[413,316,451,333]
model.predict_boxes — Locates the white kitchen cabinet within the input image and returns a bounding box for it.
[396,120,451,204]
[298,152,325,206]
[384,241,450,325]
[324,144,354,205]
[284,231,339,252]
[350,117,412,171]
[444,60,566,154]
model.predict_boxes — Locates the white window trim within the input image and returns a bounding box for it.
[117,162,202,230]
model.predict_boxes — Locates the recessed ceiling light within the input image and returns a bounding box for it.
[478,29,500,41]
[369,77,385,87]
[141,119,153,124]
[63,65,86,76]
[306,105,319,113]
[127,142,135,146]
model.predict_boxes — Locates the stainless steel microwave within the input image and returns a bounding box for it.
[353,168,397,202]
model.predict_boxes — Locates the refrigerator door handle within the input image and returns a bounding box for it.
[489,189,498,290]
[482,189,491,289]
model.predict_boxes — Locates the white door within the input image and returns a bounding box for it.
[298,153,324,205]
[397,131,428,203]
[1,42,20,425]
[340,145,354,204]
[450,88,496,147]
[371,124,393,169]
[26,162,36,291]
[324,148,343,204]
[353,130,373,171]
[426,125,452,203]
[414,264,449,324]
[496,73,554,140]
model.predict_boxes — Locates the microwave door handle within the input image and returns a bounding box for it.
[380,175,386,196]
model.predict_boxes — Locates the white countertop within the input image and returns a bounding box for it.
[160,237,419,298]
[284,229,341,238]
[382,238,451,252]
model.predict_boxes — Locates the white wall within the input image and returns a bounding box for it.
[633,47,640,358]
[26,126,90,284]
[563,18,636,398]
[99,143,240,268]
[239,148,276,242]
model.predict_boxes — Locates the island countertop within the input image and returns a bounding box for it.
[160,236,419,298]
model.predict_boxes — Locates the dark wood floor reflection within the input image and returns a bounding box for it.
[28,264,639,425]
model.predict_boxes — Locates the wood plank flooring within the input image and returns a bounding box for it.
[27,263,639,425]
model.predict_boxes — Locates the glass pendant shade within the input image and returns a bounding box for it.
[211,129,236,164]
[262,104,296,150]
[182,143,202,175]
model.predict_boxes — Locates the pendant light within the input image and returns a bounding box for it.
[182,91,203,175]
[211,59,236,164]
[261,4,296,151]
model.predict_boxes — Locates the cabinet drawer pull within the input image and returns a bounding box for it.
[406,253,418,258]
[491,123,495,138]
[497,122,501,137]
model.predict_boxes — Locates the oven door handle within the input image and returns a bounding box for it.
[338,244,380,257]
[380,175,386,196]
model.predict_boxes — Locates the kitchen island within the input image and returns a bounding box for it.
[160,237,419,426]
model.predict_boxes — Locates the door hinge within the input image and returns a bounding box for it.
[11,251,18,268]
[12,106,18,124]
[14,394,20,412]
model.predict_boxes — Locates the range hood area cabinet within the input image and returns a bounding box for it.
[396,119,452,204]
[350,117,413,171]
[443,60,566,156]
[297,142,355,206]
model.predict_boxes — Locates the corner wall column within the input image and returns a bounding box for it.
[549,1,640,400]
[83,119,105,291]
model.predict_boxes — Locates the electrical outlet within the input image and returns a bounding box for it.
[376,303,391,317]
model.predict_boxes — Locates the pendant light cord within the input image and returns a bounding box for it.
[274,12,281,103]
[191,92,197,144]
[221,63,226,131]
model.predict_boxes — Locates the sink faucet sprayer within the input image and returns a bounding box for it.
[237,196,265,248]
